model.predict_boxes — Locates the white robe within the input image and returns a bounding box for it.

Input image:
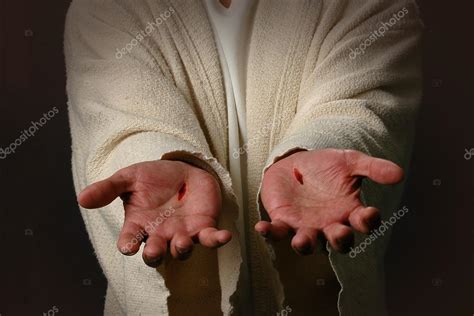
[204,0,255,312]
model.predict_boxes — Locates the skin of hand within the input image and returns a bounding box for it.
[255,149,404,255]
[78,160,231,268]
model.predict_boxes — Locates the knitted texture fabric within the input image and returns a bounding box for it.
[65,0,422,315]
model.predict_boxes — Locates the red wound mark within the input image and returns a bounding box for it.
[178,183,187,201]
[293,168,304,185]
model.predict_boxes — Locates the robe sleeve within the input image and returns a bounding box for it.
[266,0,423,167]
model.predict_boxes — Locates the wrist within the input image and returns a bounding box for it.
[161,151,220,180]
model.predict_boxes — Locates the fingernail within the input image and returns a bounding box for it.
[120,248,134,256]
[336,237,346,246]
[295,245,312,255]
[364,217,378,229]
[177,246,191,255]
[177,251,192,261]
[336,237,353,253]
[145,256,163,267]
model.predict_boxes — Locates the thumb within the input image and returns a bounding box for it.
[78,170,134,209]
[345,150,404,185]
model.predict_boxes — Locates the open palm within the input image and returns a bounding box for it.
[79,160,231,267]
[256,149,403,254]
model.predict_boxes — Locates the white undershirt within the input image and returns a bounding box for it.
[204,0,255,311]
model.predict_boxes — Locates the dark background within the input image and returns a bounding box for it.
[0,0,472,315]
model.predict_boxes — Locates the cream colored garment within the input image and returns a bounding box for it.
[64,0,422,315]
[204,0,255,312]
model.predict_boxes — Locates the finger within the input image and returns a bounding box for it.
[170,233,194,260]
[142,235,167,268]
[197,227,232,248]
[349,206,381,234]
[291,227,318,255]
[344,150,404,185]
[323,223,354,253]
[117,221,145,256]
[78,169,135,209]
[255,220,292,241]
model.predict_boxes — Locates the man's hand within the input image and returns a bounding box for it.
[78,160,231,267]
[256,149,403,255]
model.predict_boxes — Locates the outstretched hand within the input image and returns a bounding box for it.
[256,149,403,255]
[78,160,231,267]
